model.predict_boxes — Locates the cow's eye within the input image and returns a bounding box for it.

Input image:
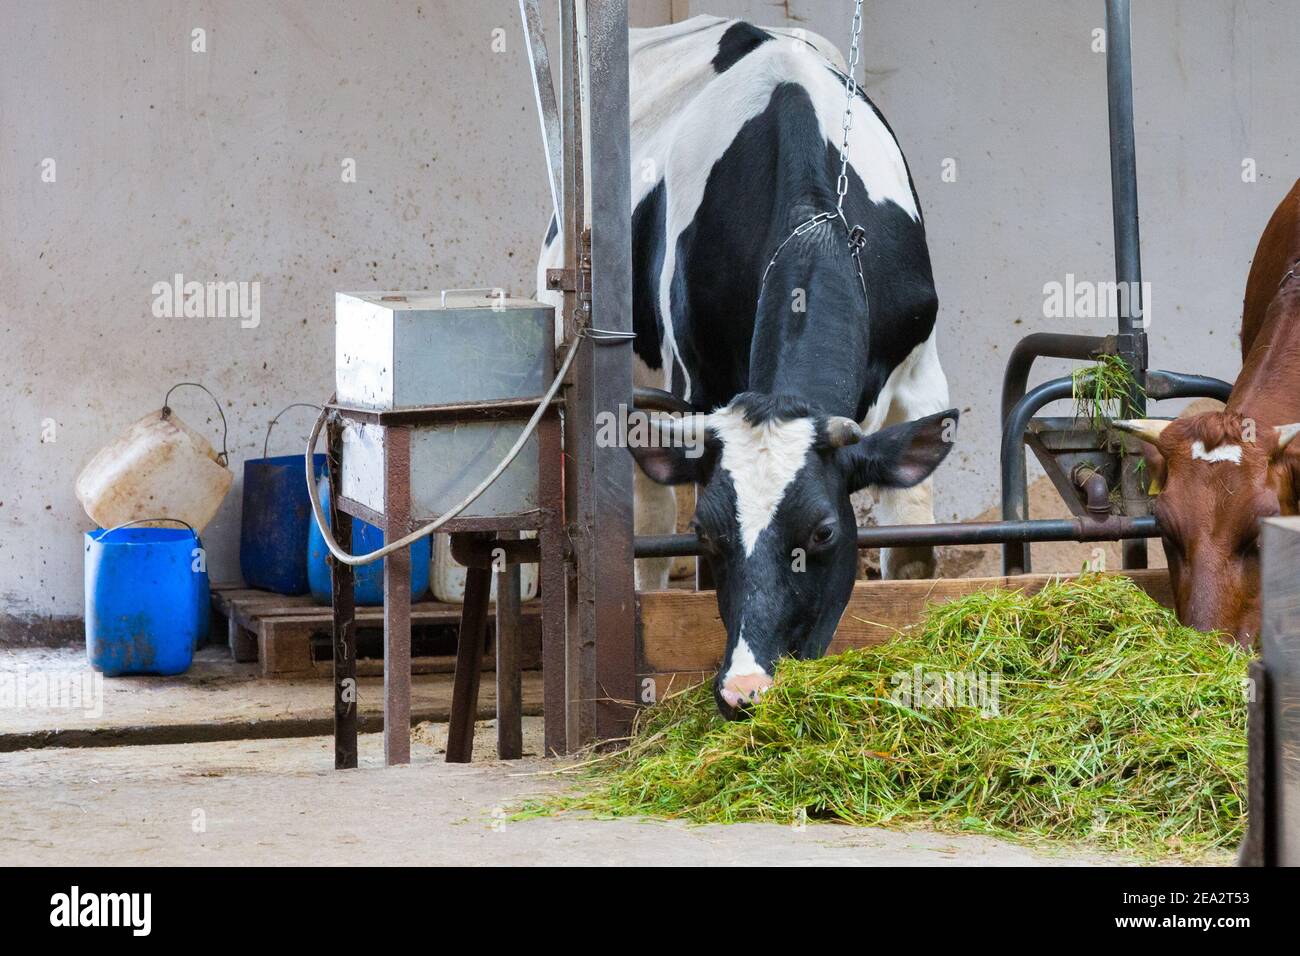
[809,522,837,549]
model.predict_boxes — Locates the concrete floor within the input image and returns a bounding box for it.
[0,646,542,750]
[0,720,1158,866]
[0,645,1224,866]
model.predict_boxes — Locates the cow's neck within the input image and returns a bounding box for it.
[1229,282,1300,424]
[746,226,872,419]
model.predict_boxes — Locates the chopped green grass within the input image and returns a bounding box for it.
[1073,354,1145,429]
[536,574,1248,857]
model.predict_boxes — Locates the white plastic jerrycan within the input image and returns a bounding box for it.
[76,405,233,534]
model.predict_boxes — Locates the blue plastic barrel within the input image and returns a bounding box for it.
[240,453,328,594]
[84,527,207,676]
[307,477,430,606]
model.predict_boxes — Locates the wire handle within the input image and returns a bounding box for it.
[262,403,323,460]
[161,382,230,467]
[440,287,509,308]
[88,516,198,545]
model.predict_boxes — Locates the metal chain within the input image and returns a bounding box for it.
[759,0,870,305]
[835,0,865,217]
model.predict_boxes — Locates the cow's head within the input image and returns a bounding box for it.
[631,393,958,718]
[1113,412,1300,646]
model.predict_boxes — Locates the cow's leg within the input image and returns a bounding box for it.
[872,335,950,580]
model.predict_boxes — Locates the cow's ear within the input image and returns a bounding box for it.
[1141,441,1167,495]
[629,442,712,486]
[840,410,958,493]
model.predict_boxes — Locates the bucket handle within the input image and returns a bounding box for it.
[162,382,230,466]
[89,517,198,546]
[262,403,323,461]
[439,287,508,308]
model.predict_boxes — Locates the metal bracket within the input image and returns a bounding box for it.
[545,268,587,293]
[546,229,593,298]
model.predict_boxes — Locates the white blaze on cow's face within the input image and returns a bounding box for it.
[710,405,817,556]
[630,394,959,718]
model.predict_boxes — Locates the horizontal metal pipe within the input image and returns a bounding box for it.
[1145,368,1234,403]
[632,516,1159,560]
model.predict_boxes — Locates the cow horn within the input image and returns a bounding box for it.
[633,386,695,415]
[1275,423,1300,450]
[824,416,864,448]
[1110,418,1170,445]
[647,411,709,442]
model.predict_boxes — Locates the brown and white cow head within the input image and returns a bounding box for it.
[1113,411,1300,646]
[631,393,958,719]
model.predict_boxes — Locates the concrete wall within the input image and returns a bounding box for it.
[0,0,670,635]
[3,0,1299,632]
[707,0,1300,524]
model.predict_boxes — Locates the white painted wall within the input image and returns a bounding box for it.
[0,0,670,633]
[705,0,1300,526]
[3,0,1298,630]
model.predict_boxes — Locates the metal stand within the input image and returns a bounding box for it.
[325,401,565,766]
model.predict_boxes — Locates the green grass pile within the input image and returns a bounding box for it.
[543,574,1249,856]
[1072,353,1144,429]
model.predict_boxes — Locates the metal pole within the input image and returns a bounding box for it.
[578,0,637,746]
[1001,376,1076,574]
[519,0,564,225]
[558,0,586,753]
[1105,0,1149,569]
[633,516,1159,560]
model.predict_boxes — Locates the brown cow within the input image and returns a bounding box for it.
[1115,179,1300,647]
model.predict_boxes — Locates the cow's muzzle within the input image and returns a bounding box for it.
[715,673,774,720]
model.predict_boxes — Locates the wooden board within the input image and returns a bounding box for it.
[637,569,1174,689]
[211,585,542,679]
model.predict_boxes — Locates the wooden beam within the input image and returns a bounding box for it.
[638,570,1175,679]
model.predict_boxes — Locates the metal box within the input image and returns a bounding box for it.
[334,291,554,521]
[335,291,553,409]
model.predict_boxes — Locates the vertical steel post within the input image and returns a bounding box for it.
[537,409,568,755]
[558,0,586,752]
[381,425,413,766]
[1105,0,1150,569]
[327,419,358,770]
[559,0,637,749]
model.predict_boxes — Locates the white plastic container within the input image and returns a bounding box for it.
[430,534,539,604]
[75,410,233,533]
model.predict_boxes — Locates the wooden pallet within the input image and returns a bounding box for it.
[212,585,542,679]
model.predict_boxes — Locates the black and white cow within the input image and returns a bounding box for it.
[538,16,955,718]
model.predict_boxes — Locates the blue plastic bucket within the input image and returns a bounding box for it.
[240,453,328,594]
[307,478,430,606]
[84,526,207,676]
